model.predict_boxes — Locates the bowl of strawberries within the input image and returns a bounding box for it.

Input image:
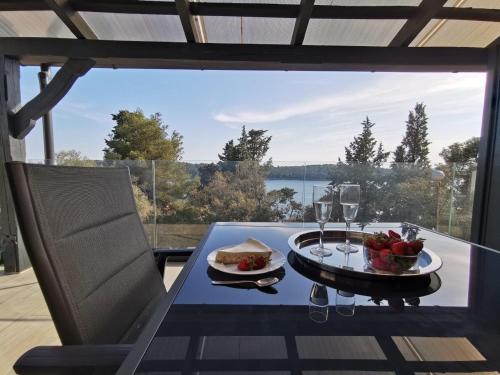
[363,230,424,274]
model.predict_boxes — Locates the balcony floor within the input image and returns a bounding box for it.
[0,263,183,375]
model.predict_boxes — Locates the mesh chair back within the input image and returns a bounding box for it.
[6,162,166,345]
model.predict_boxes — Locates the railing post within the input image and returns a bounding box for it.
[152,160,157,249]
[38,64,55,165]
[0,56,29,272]
[448,163,456,235]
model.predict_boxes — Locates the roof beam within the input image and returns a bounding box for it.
[0,0,49,10]
[190,2,298,18]
[70,0,177,14]
[439,7,500,22]
[389,0,447,47]
[0,37,487,72]
[291,0,314,46]
[175,0,200,43]
[45,0,97,39]
[488,36,500,49]
[9,58,95,139]
[1,1,499,22]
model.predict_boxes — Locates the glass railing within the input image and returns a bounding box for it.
[28,160,477,249]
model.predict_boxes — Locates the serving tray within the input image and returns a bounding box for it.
[288,229,442,280]
[288,251,441,298]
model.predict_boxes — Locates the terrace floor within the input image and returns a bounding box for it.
[0,263,183,375]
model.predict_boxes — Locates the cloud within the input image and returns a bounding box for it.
[58,101,111,124]
[213,73,485,125]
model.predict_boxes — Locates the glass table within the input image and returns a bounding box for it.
[118,222,500,374]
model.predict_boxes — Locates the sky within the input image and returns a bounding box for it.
[20,68,486,165]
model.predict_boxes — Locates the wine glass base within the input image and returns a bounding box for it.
[310,247,333,257]
[336,243,359,253]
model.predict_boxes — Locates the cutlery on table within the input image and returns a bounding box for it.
[211,277,279,288]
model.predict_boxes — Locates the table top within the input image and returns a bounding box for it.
[121,222,500,374]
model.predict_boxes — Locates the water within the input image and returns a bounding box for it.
[342,204,359,222]
[265,179,331,206]
[314,201,333,223]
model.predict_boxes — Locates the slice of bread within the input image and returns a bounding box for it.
[215,238,272,264]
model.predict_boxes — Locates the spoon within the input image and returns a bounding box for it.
[211,277,279,288]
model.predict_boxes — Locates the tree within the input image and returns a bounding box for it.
[218,125,272,162]
[218,140,240,162]
[344,117,389,165]
[436,137,480,239]
[267,187,303,222]
[439,137,479,165]
[56,150,95,167]
[56,150,154,221]
[247,129,272,161]
[394,103,430,166]
[104,109,183,161]
[393,145,406,164]
[131,182,154,222]
[373,143,390,166]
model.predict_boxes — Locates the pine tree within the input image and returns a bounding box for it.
[247,129,272,161]
[393,145,406,164]
[104,109,183,161]
[218,140,240,162]
[218,126,271,162]
[344,117,387,165]
[373,143,390,166]
[237,126,250,160]
[394,103,430,166]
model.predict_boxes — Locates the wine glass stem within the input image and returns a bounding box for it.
[345,221,351,248]
[319,222,325,249]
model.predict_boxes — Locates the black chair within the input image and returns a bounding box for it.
[6,162,193,374]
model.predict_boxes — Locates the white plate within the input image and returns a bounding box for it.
[207,247,286,275]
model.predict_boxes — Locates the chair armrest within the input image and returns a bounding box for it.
[14,345,132,375]
[153,247,195,277]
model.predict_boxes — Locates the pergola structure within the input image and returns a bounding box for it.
[0,0,499,272]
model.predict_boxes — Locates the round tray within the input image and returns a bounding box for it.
[288,229,442,280]
[288,251,441,298]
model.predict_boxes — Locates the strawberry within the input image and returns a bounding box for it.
[237,258,250,271]
[374,232,390,250]
[391,241,407,256]
[373,241,387,251]
[387,237,400,248]
[388,230,401,239]
[379,248,393,263]
[253,256,267,270]
[372,257,387,270]
[407,239,424,254]
[363,237,376,249]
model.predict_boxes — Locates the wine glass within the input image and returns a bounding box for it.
[311,185,333,257]
[336,184,360,255]
[309,283,329,323]
[335,290,356,317]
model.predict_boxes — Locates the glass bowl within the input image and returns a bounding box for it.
[363,246,419,273]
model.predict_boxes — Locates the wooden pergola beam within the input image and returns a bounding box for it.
[389,0,447,47]
[291,0,314,46]
[1,1,499,22]
[0,37,488,72]
[45,0,97,39]
[488,36,500,49]
[175,0,199,43]
[9,58,95,139]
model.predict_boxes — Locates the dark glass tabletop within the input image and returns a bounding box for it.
[127,222,500,374]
